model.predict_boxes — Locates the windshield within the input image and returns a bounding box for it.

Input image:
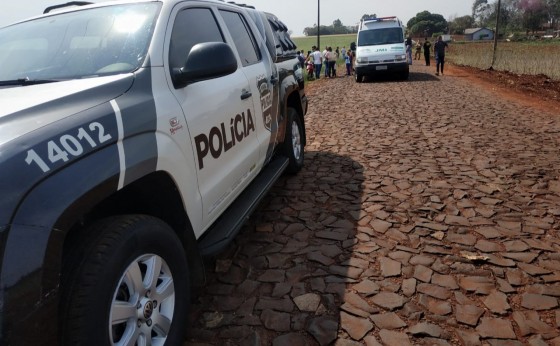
[358,27,404,46]
[0,3,161,82]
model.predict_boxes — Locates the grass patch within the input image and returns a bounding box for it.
[447,41,560,80]
[293,34,356,55]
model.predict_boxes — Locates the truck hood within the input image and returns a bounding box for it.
[0,75,134,147]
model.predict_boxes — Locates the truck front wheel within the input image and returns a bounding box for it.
[61,215,190,346]
[282,107,304,174]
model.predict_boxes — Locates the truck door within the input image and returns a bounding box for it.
[218,9,275,168]
[167,6,260,227]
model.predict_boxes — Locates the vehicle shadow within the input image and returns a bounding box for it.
[362,71,439,83]
[186,150,365,345]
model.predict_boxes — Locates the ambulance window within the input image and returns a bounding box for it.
[169,8,224,71]
[219,10,261,66]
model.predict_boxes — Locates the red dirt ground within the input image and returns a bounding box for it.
[445,64,560,114]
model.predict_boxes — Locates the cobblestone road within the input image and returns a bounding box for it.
[186,62,560,346]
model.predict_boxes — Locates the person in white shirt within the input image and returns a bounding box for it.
[310,46,323,79]
[322,46,329,77]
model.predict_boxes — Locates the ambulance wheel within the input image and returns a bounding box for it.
[401,70,409,80]
[355,73,363,83]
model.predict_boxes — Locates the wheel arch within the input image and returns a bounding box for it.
[2,153,203,344]
[57,170,205,299]
[278,88,306,149]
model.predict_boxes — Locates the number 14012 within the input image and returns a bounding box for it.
[25,122,113,173]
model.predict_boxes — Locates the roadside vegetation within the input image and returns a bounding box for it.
[293,0,560,80]
[447,40,560,79]
[293,34,355,55]
[294,34,560,81]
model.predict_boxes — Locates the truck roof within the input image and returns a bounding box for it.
[359,16,403,30]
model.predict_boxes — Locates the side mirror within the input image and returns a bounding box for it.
[173,42,237,88]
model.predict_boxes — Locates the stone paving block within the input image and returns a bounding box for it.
[379,329,412,346]
[476,317,517,339]
[340,312,373,341]
[431,273,459,289]
[456,304,485,326]
[483,290,511,315]
[363,335,383,346]
[188,66,560,345]
[520,293,559,310]
[261,309,291,332]
[413,264,433,283]
[371,292,406,311]
[379,256,402,277]
[370,312,407,330]
[455,329,482,346]
[293,293,321,312]
[272,333,308,346]
[344,292,378,314]
[307,316,338,346]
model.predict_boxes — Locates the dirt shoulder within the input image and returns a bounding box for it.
[445,64,560,114]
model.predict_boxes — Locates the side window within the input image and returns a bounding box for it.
[169,8,224,71]
[219,10,260,66]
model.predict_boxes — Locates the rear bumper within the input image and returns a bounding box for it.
[356,62,408,75]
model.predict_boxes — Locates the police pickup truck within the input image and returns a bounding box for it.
[0,1,307,344]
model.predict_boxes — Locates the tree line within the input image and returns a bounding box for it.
[302,0,560,37]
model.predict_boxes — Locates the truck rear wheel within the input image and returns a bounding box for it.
[282,107,304,174]
[61,215,190,346]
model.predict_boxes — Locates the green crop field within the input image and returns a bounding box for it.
[293,34,356,55]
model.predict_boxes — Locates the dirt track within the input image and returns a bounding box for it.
[186,61,560,345]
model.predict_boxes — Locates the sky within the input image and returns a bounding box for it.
[1,1,473,36]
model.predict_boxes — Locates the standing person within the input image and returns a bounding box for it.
[341,46,347,59]
[322,46,329,77]
[434,35,449,76]
[297,50,305,69]
[310,46,323,79]
[335,46,340,59]
[345,50,352,76]
[405,36,413,65]
[327,47,336,77]
[423,37,431,66]
[349,42,356,73]
[414,40,422,60]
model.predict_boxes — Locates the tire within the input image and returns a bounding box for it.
[282,107,304,174]
[355,73,363,83]
[402,69,409,80]
[61,215,190,346]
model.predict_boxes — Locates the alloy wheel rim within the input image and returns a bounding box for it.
[109,254,175,346]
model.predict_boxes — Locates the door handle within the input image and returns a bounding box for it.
[241,90,252,100]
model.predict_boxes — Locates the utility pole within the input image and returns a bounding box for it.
[491,0,501,69]
[317,0,320,50]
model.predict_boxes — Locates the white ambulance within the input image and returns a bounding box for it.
[354,16,409,82]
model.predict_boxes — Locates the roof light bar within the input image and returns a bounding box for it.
[363,16,397,22]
